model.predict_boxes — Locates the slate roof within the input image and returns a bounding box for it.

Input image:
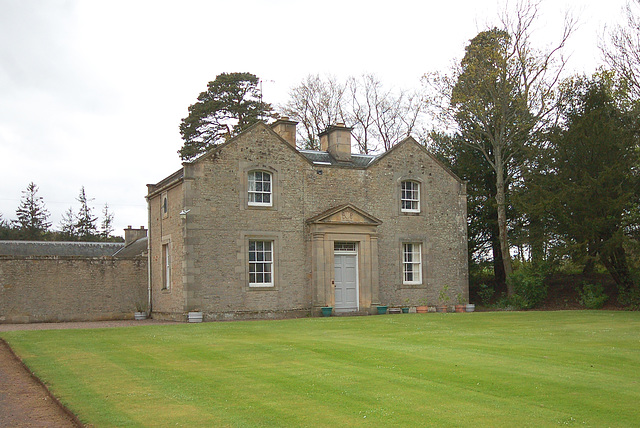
[299,150,378,168]
[112,237,148,257]
[0,241,125,257]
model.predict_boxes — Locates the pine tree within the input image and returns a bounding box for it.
[59,207,77,240]
[75,186,98,241]
[13,182,51,240]
[179,72,275,161]
[100,203,115,241]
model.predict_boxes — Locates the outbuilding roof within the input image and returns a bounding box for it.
[0,241,125,257]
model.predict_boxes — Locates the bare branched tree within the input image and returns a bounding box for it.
[601,0,640,99]
[282,73,425,153]
[345,75,378,154]
[281,74,346,150]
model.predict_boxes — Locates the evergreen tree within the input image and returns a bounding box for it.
[59,207,77,240]
[100,203,115,241]
[13,182,51,240]
[75,186,98,241]
[0,213,19,239]
[179,72,275,161]
[546,71,640,304]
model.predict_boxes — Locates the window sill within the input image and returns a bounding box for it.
[400,211,422,216]
[246,204,276,210]
[400,283,426,289]
[248,284,277,291]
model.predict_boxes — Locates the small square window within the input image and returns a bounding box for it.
[248,171,272,206]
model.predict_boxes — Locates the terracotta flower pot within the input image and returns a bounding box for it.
[455,305,465,313]
[416,305,429,313]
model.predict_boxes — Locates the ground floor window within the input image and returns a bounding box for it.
[249,240,273,287]
[162,243,171,290]
[403,243,422,284]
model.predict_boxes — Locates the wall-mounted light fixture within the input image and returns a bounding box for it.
[179,209,190,220]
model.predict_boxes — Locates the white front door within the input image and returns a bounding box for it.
[334,253,358,312]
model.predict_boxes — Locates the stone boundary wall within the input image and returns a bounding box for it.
[0,255,147,324]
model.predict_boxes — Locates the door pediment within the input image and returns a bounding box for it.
[306,204,382,226]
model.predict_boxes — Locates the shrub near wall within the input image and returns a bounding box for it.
[505,267,548,310]
[0,256,147,323]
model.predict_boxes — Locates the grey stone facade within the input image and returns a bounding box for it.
[147,121,468,321]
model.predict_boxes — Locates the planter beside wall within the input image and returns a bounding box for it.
[389,307,402,314]
[455,305,465,313]
[416,305,429,313]
[466,304,476,312]
[188,311,203,323]
[134,311,147,321]
[436,305,448,313]
[321,307,333,317]
[376,305,388,315]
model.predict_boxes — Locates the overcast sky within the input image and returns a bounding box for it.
[0,0,630,237]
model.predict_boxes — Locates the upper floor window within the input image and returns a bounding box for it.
[161,192,168,218]
[401,180,420,212]
[248,171,272,206]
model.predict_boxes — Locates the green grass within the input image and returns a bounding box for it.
[2,311,639,427]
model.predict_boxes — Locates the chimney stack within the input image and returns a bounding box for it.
[320,123,353,162]
[271,117,298,148]
[124,225,147,246]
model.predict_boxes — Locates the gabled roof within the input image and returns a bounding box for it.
[112,237,148,257]
[190,121,314,166]
[148,123,464,196]
[148,122,315,196]
[369,136,465,184]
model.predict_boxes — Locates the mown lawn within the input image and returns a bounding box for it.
[2,311,639,427]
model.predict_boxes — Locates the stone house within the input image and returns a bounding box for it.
[146,119,468,321]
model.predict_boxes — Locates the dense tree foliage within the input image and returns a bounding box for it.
[544,72,639,303]
[179,72,275,161]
